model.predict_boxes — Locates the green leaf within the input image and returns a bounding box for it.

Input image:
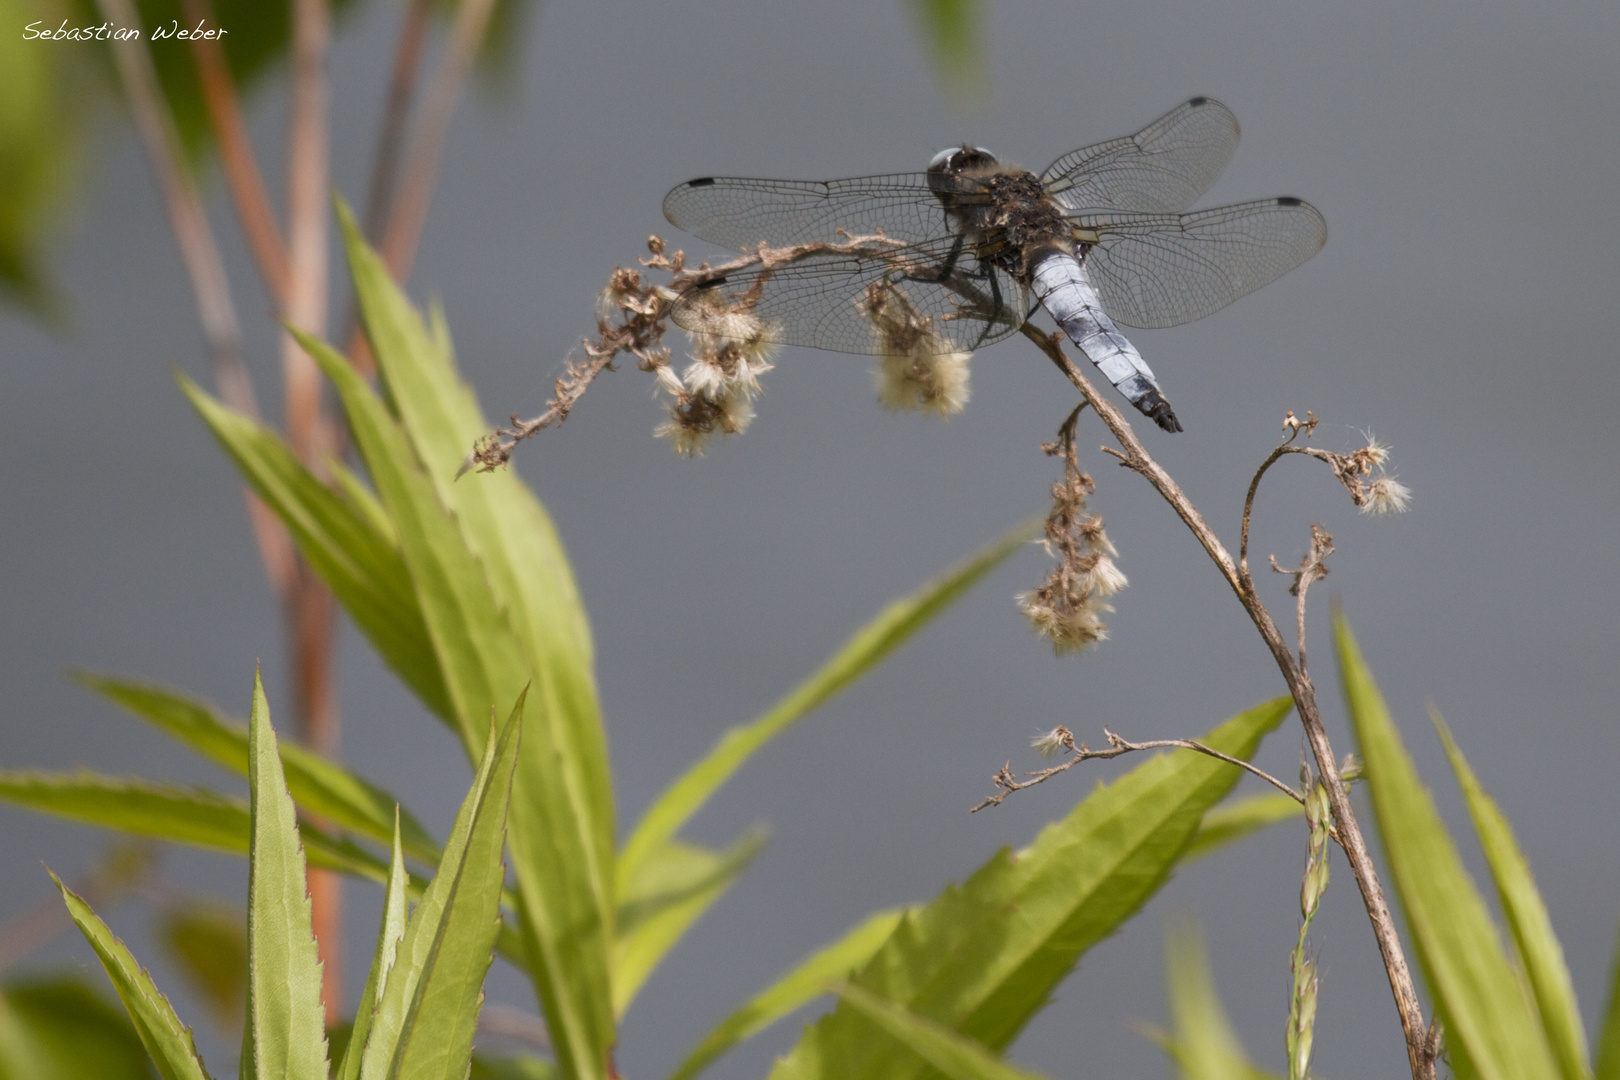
[906,0,987,103]
[359,693,523,1080]
[669,907,907,1080]
[157,902,247,1033]
[0,976,155,1080]
[0,770,394,884]
[471,1054,555,1080]
[1184,792,1302,862]
[79,675,439,864]
[621,521,1035,887]
[338,813,410,1080]
[768,698,1291,1080]
[317,217,616,1080]
[243,670,329,1080]
[177,375,453,723]
[1597,923,1620,1080]
[0,0,81,318]
[1161,920,1255,1080]
[1335,615,1561,1080]
[53,873,210,1080]
[1436,710,1592,1080]
[613,829,767,1018]
[833,984,1049,1080]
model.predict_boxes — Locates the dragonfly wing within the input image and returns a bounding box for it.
[1041,97,1241,214]
[662,174,952,251]
[670,241,1027,356]
[1074,197,1326,329]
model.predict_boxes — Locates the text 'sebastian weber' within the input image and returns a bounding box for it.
[23,19,227,41]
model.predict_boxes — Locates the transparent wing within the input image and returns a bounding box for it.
[1041,97,1241,214]
[663,174,951,252]
[1075,197,1327,329]
[670,239,1027,356]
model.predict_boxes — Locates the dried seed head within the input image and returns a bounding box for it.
[861,280,972,416]
[1017,590,1113,655]
[1361,474,1412,515]
[1360,432,1390,468]
[653,363,686,397]
[1031,727,1070,758]
[1086,554,1129,596]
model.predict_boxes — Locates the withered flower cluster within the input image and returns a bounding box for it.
[860,280,972,417]
[1017,431,1128,654]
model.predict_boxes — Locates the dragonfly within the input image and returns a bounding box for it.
[661,97,1326,432]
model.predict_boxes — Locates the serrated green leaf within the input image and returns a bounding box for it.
[1162,920,1253,1080]
[768,698,1291,1080]
[1597,923,1620,1080]
[177,375,452,722]
[0,977,155,1080]
[1184,792,1302,862]
[243,670,329,1080]
[157,902,247,1033]
[1335,615,1560,1080]
[338,813,410,1080]
[613,829,767,1018]
[1435,710,1592,1080]
[621,521,1035,888]
[0,769,393,884]
[316,219,615,1080]
[834,984,1048,1080]
[79,675,439,865]
[53,872,211,1080]
[359,693,523,1080]
[668,907,907,1080]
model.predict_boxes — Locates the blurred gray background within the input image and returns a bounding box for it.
[3,0,1618,1076]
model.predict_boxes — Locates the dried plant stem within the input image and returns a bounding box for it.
[1020,325,1438,1080]
[972,727,1305,812]
[281,0,344,1021]
[180,0,290,301]
[93,0,296,597]
[379,0,500,278]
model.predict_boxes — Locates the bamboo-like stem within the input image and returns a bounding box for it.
[282,0,343,1022]
[93,0,297,598]
[379,0,500,278]
[180,0,290,302]
[1020,325,1438,1080]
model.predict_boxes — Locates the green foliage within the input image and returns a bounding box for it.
[669,908,909,1080]
[766,698,1291,1080]
[1599,927,1620,1080]
[0,977,155,1080]
[833,984,1049,1080]
[1140,921,1281,1080]
[1183,791,1301,862]
[1436,710,1592,1080]
[80,675,440,863]
[618,521,1035,888]
[157,901,247,1032]
[335,814,408,1080]
[242,669,329,1080]
[355,693,523,1080]
[907,0,986,103]
[1336,615,1562,1080]
[614,829,768,1018]
[0,0,81,315]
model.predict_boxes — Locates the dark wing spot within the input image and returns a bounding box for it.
[1276,196,1302,206]
[1188,96,1209,106]
[703,276,727,287]
[688,177,716,187]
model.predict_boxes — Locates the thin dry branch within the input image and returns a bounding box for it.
[181,0,290,302]
[1017,324,1438,1080]
[380,0,500,279]
[94,0,297,598]
[971,726,1305,812]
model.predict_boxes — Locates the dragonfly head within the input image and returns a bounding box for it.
[928,145,999,178]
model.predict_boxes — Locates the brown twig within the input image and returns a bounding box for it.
[94,0,296,598]
[379,0,500,279]
[971,726,1305,812]
[1018,325,1438,1080]
[181,0,290,302]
